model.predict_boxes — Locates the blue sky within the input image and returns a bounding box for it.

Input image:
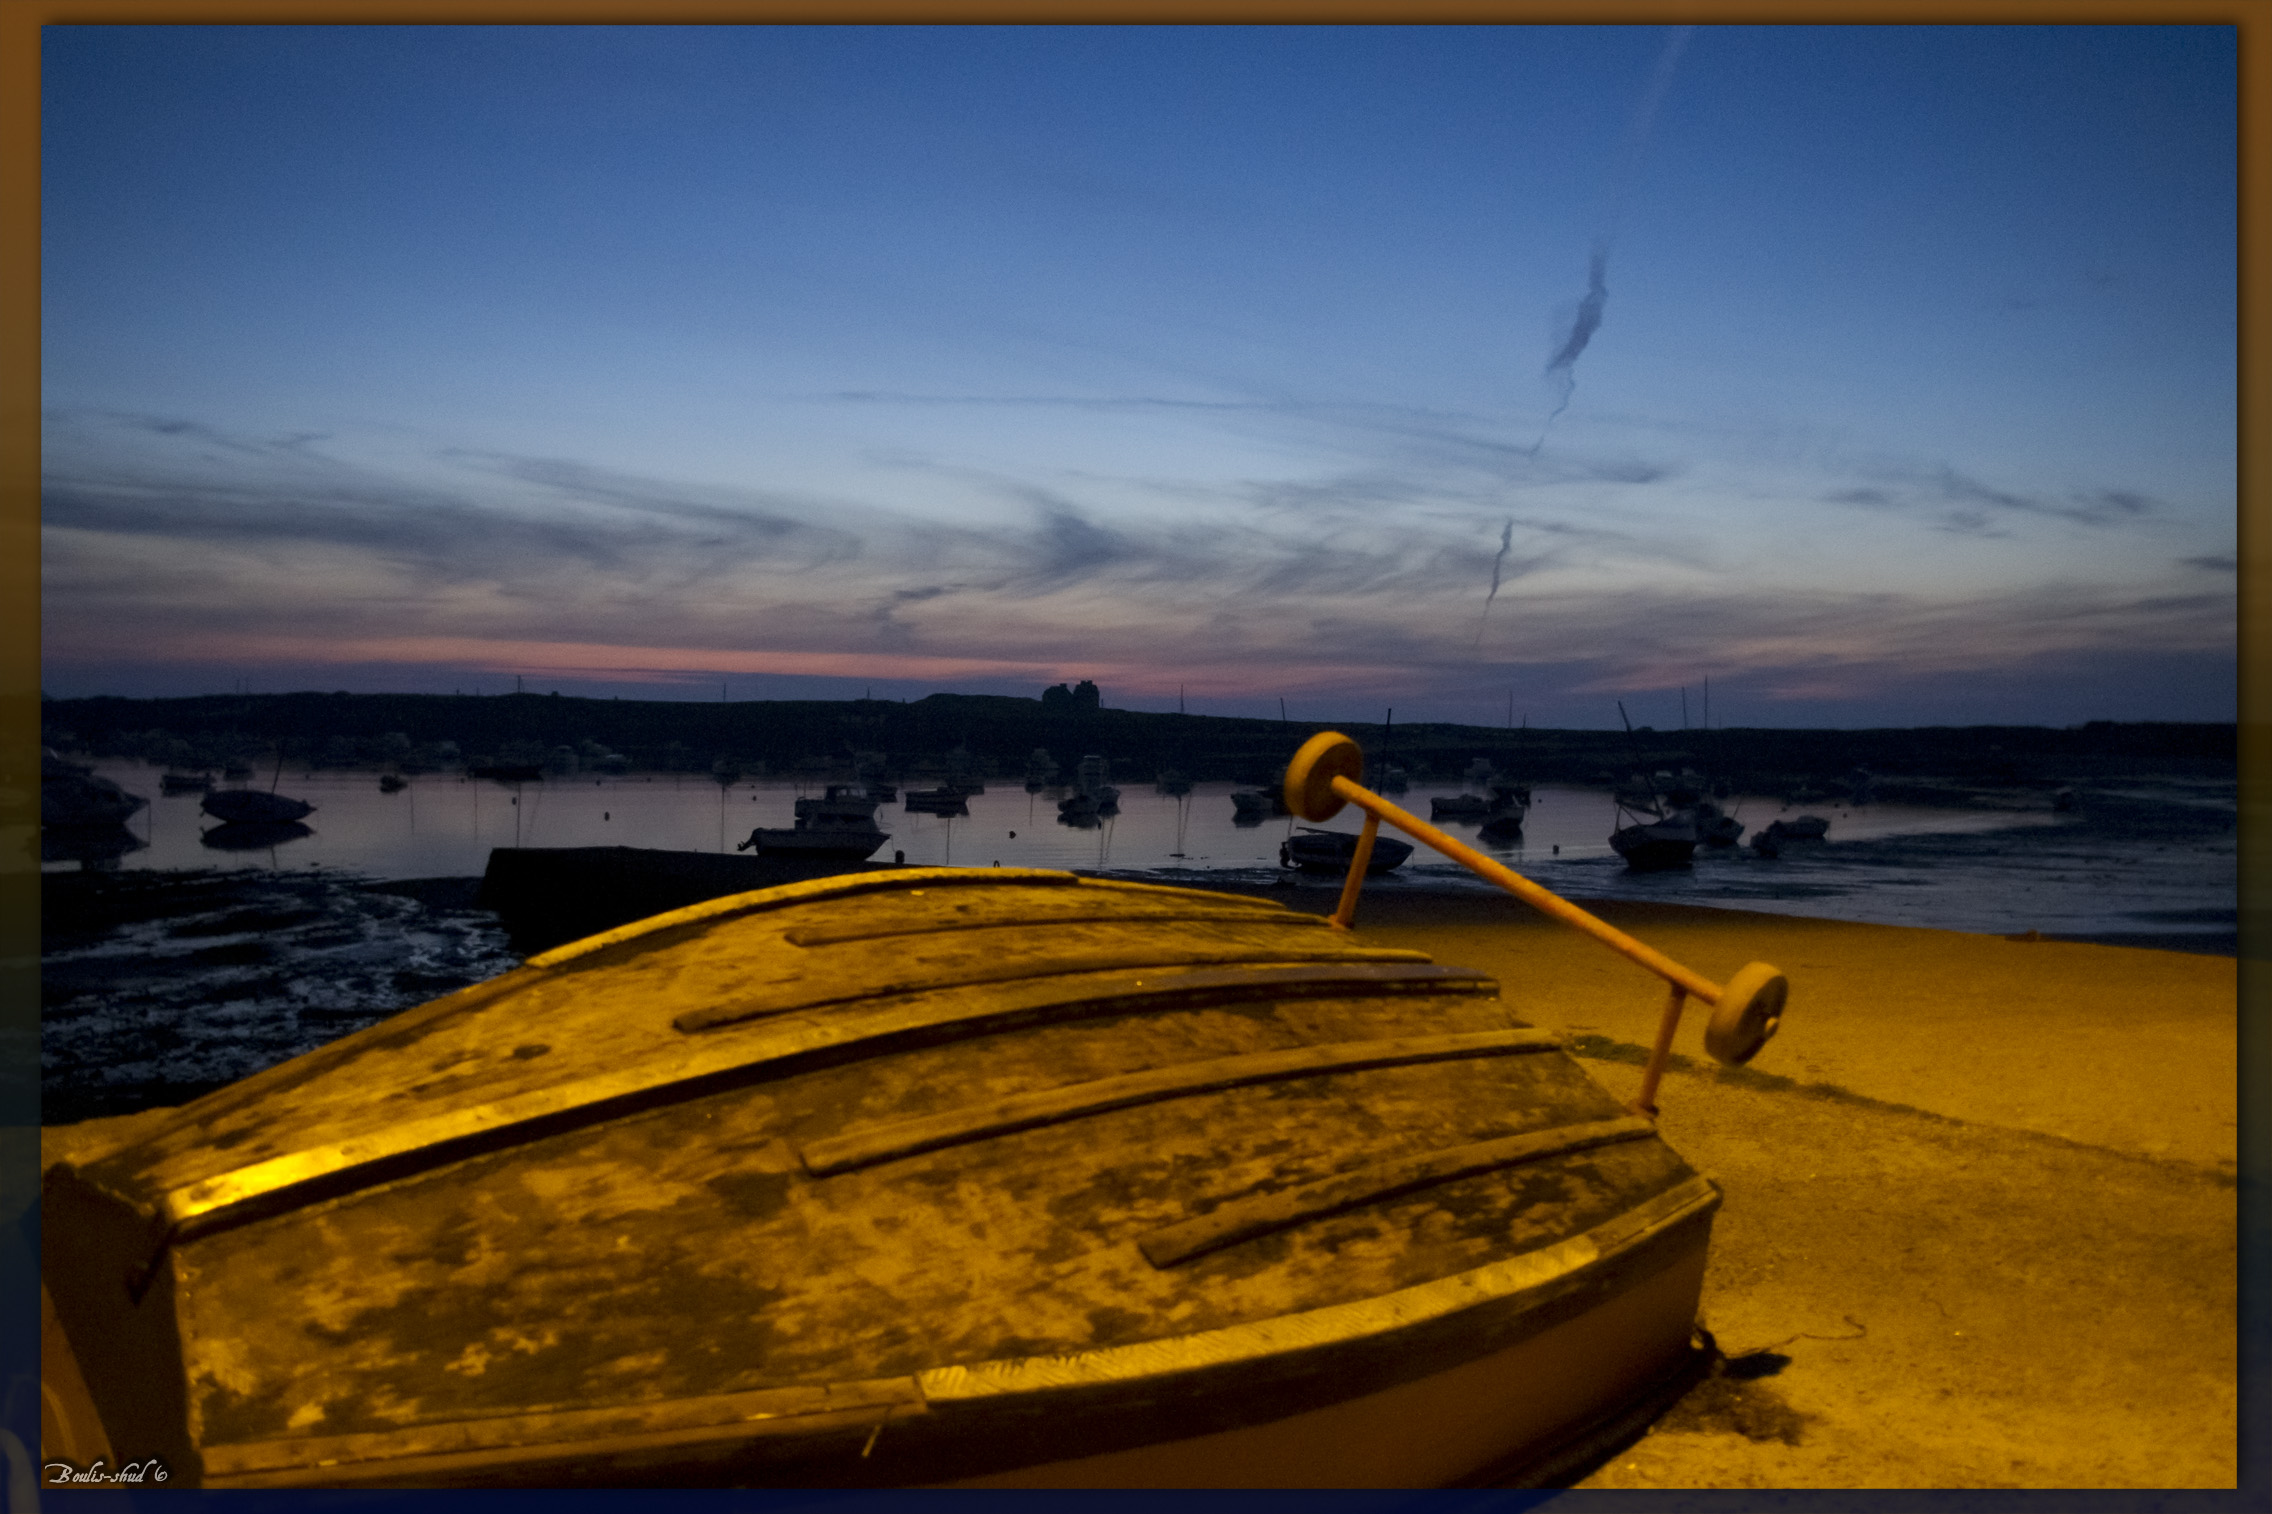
[40,24,2237,728]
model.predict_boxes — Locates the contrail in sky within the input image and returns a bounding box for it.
[1525,26,1695,457]
[1474,517,1515,646]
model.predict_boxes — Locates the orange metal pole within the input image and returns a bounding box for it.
[1327,773,1726,1005]
[1630,982,1687,1117]
[1328,810,1380,929]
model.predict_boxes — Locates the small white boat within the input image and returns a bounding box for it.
[740,786,890,859]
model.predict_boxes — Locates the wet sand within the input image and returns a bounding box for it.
[1320,888,2238,1490]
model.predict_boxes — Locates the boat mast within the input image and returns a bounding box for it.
[1617,701,1662,818]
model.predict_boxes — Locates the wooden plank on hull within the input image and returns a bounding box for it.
[1140,1116,1660,1267]
[800,1028,1565,1175]
[85,962,1502,1272]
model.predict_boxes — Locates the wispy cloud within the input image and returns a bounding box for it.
[40,408,2232,716]
[1822,464,2165,532]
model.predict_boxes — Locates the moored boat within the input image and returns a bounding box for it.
[1056,782,1120,823]
[199,820,315,852]
[741,786,891,861]
[795,785,882,824]
[739,827,891,861]
[42,752,149,828]
[1279,826,1415,874]
[41,822,146,868]
[160,770,215,795]
[1694,801,1744,848]
[1609,813,1698,872]
[201,789,316,826]
[1432,784,1526,826]
[1605,708,1696,871]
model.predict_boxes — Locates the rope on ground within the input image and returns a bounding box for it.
[1741,1314,1868,1353]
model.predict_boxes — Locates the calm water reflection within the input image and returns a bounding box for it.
[53,760,2051,880]
[37,761,2236,945]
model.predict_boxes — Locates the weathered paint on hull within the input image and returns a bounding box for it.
[43,868,1724,1488]
[947,1242,1708,1489]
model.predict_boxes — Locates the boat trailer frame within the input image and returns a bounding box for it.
[1283,731,1787,1117]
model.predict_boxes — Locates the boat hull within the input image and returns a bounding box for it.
[948,1235,1709,1489]
[747,827,890,860]
[43,869,1724,1489]
[200,790,315,825]
[108,1187,1712,1490]
[1611,818,1698,872]
[1280,833,1416,874]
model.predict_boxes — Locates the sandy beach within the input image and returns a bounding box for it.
[37,878,2239,1490]
[1317,888,2239,1490]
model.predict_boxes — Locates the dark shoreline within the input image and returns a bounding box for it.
[41,688,2235,793]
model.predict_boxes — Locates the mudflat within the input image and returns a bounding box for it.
[1328,889,2238,1490]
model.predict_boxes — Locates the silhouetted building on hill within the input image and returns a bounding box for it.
[1041,680,1101,712]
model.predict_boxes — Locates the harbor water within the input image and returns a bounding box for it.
[47,759,2237,944]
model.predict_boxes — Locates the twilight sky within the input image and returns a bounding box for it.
[40,24,2237,728]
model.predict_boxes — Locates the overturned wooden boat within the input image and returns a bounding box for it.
[43,734,1787,1489]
